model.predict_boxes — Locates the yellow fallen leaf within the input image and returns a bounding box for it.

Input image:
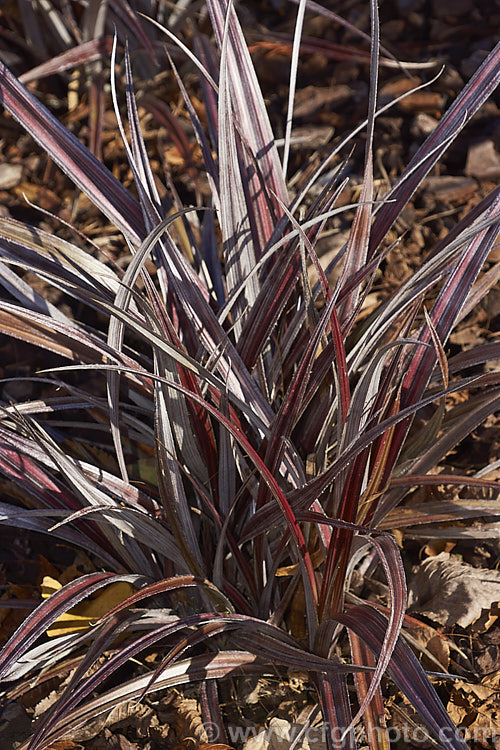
[41,575,135,637]
[41,576,63,598]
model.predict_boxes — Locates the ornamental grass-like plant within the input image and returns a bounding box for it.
[0,1,499,748]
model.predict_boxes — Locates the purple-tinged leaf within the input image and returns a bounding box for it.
[0,503,120,570]
[23,417,159,573]
[206,0,288,243]
[47,504,189,571]
[217,10,260,334]
[345,535,406,733]
[403,192,500,405]
[0,258,69,323]
[336,0,378,329]
[249,30,412,70]
[0,60,145,244]
[108,0,157,61]
[26,609,364,748]
[241,374,484,540]
[145,614,366,705]
[347,214,500,380]
[0,217,122,298]
[296,512,406,726]
[0,427,117,549]
[193,33,221,153]
[342,339,425,455]
[0,402,161,518]
[336,606,469,750]
[0,573,144,682]
[458,256,500,323]
[348,632,390,750]
[19,37,115,83]
[423,307,449,389]
[389,473,500,493]
[200,679,227,746]
[96,576,233,622]
[154,378,205,576]
[380,498,500,529]
[82,0,107,45]
[374,389,500,524]
[270,194,351,425]
[16,652,264,750]
[230,628,361,676]
[427,186,500,263]
[47,360,319,600]
[448,341,500,375]
[369,42,500,256]
[376,193,500,497]
[314,671,355,750]
[103,46,282,434]
[27,611,135,750]
[291,0,410,73]
[234,196,356,372]
[258,294,339,513]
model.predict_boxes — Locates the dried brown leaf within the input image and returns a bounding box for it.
[447,674,500,745]
[172,696,209,744]
[408,552,500,630]
[242,718,326,750]
[62,701,153,743]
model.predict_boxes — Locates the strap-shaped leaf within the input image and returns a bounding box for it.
[0,573,143,681]
[0,60,144,243]
[336,606,469,750]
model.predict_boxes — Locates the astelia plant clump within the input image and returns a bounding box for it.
[0,1,499,748]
